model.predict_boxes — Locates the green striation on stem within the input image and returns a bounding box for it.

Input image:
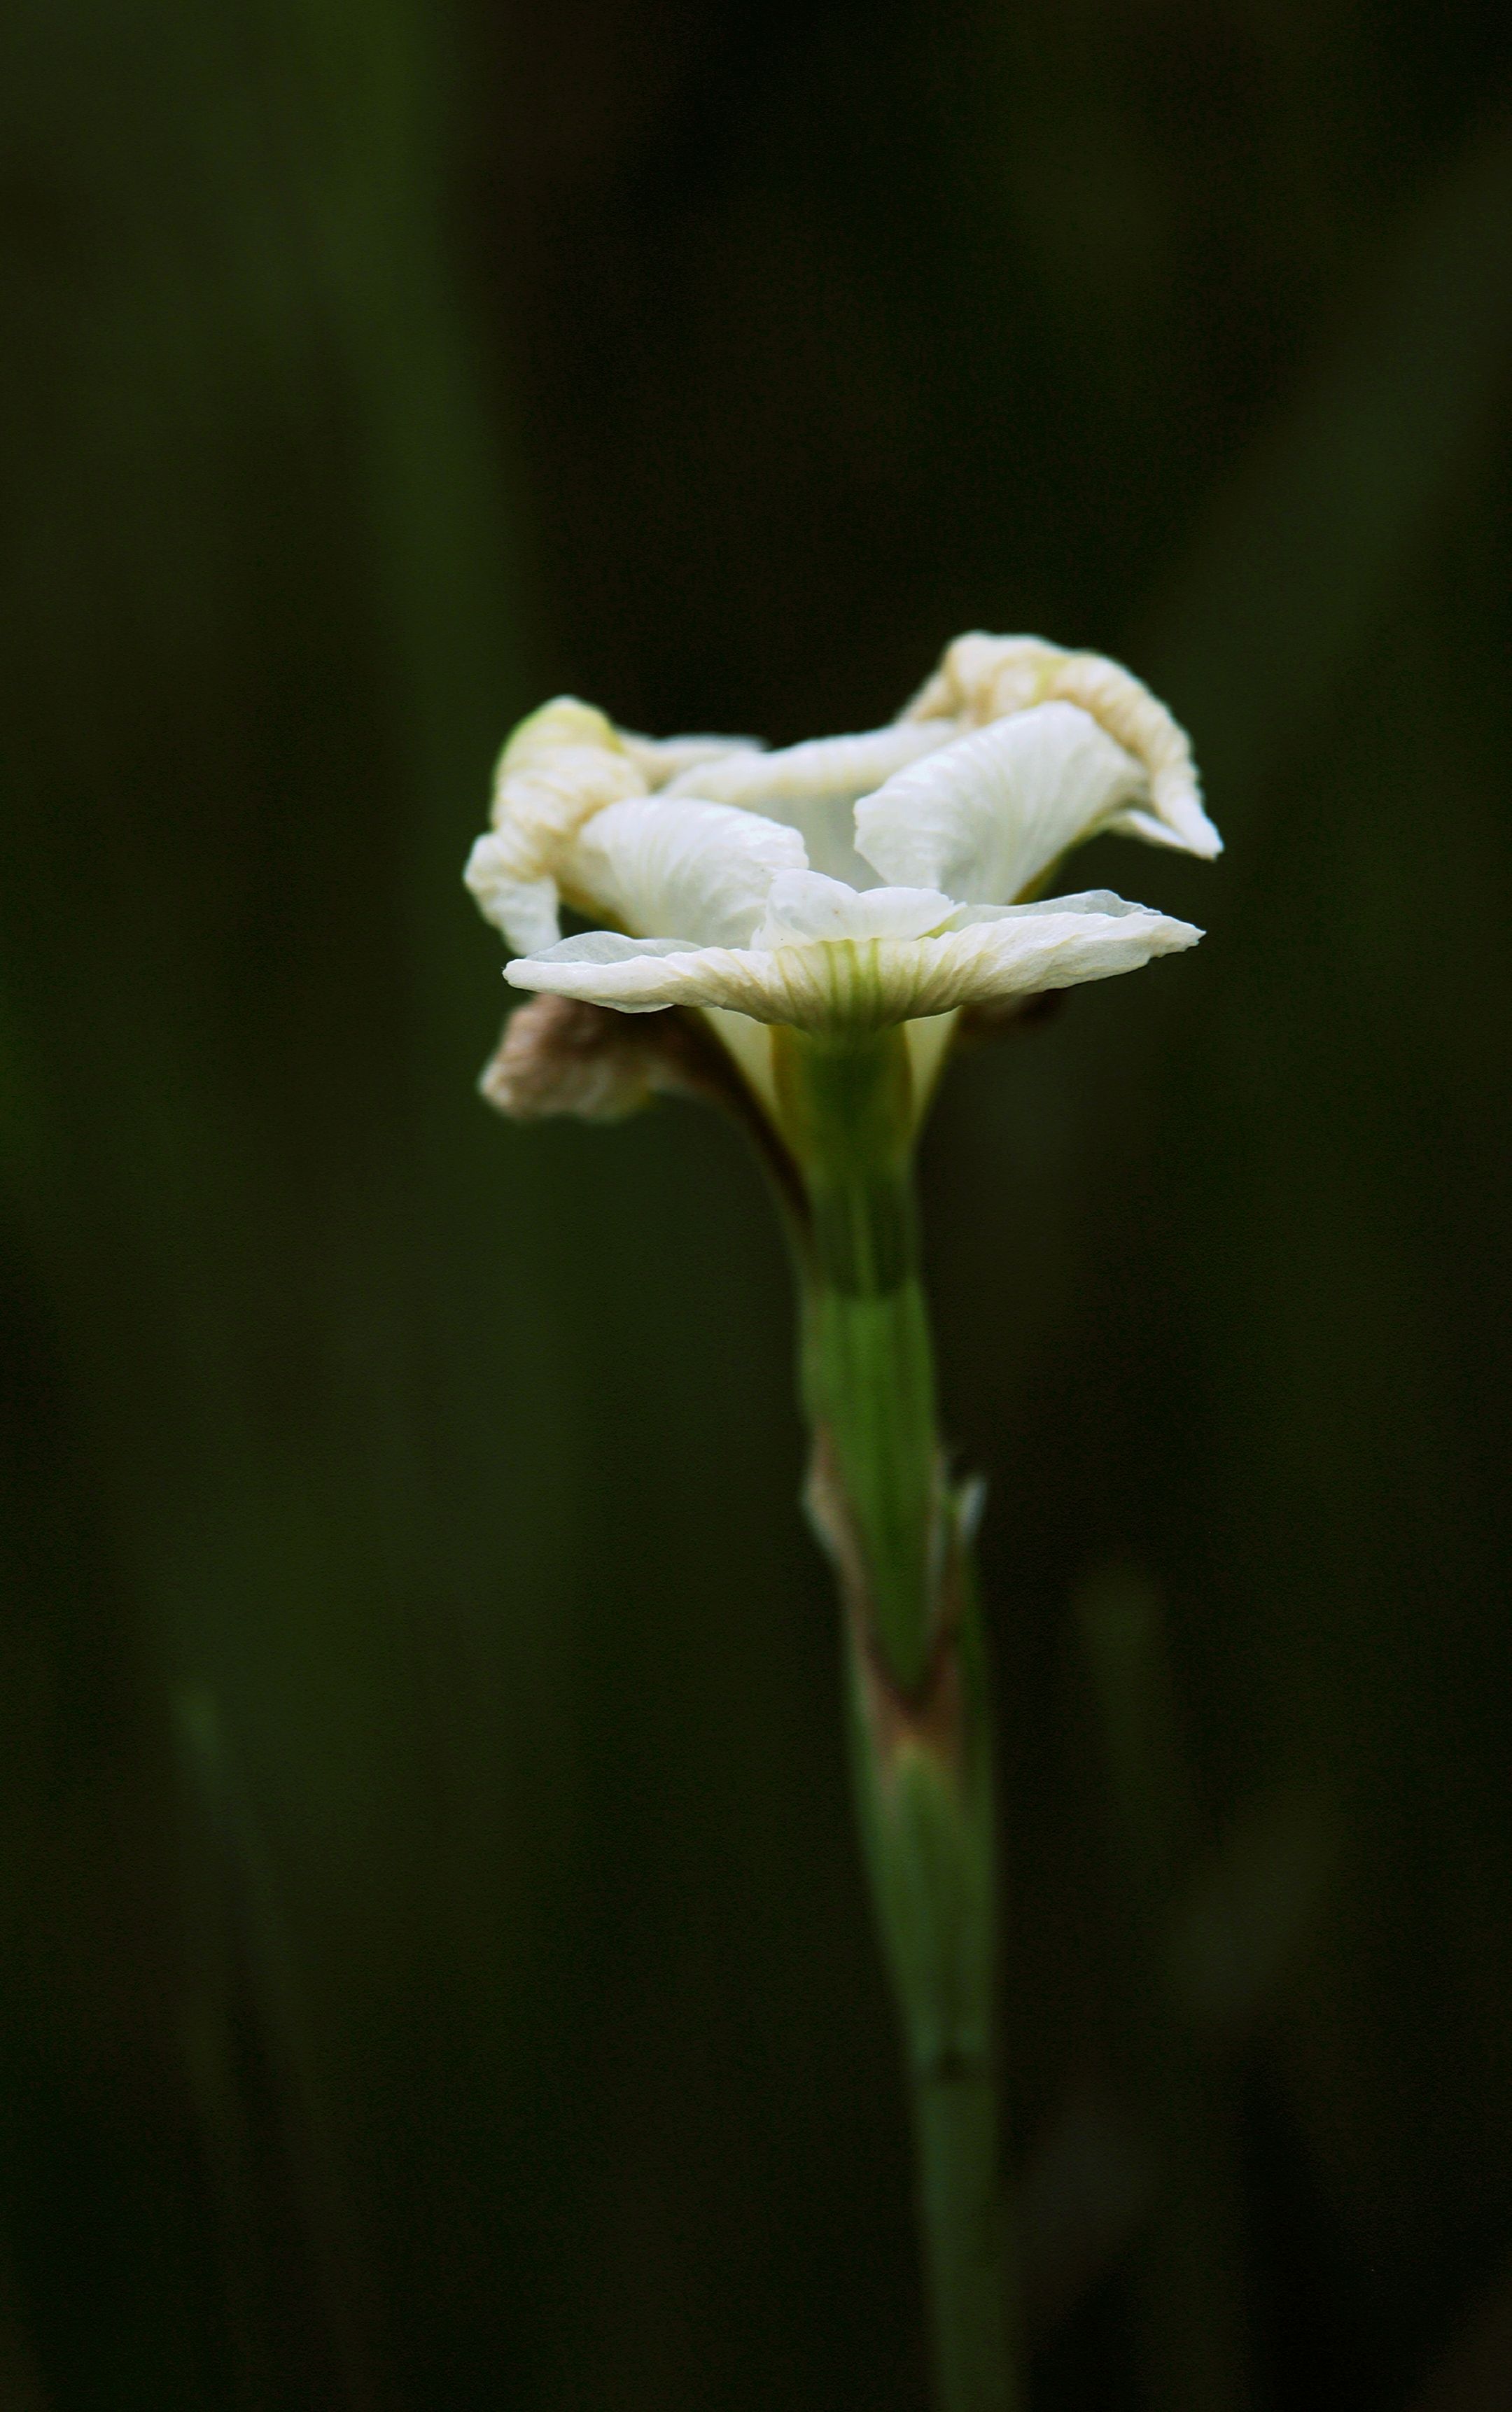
[776,1025,939,1692]
[777,1023,1018,2412]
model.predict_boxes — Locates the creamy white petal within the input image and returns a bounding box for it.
[618,731,763,788]
[506,893,1200,1030]
[902,631,1063,726]
[507,930,697,1014]
[948,885,1154,927]
[486,698,645,845]
[754,870,957,948]
[855,703,1147,906]
[666,724,953,885]
[463,835,564,954]
[1047,651,1220,857]
[466,696,648,951]
[566,797,808,946]
[1109,804,1212,853]
[901,631,1221,860]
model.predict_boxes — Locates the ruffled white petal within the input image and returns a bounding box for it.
[754,869,957,948]
[617,731,762,788]
[902,631,1064,726]
[464,836,563,955]
[902,632,1222,860]
[465,696,648,951]
[1048,651,1220,857]
[505,891,1200,1031]
[566,797,808,948]
[506,930,697,1014]
[666,724,953,885]
[855,703,1147,906]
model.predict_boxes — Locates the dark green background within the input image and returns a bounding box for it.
[4,3,1512,2404]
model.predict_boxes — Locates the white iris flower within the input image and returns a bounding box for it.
[465,633,1219,1112]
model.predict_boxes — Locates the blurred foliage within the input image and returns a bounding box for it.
[2,0,1512,2405]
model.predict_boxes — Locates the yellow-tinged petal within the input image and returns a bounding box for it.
[465,696,648,952]
[902,631,1221,860]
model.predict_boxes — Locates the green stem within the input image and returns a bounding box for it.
[777,1025,1020,2412]
[777,1024,939,1689]
[915,2072,1015,2412]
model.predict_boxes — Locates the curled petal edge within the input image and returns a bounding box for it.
[902,632,1222,862]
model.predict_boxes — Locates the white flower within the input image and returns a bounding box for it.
[465,634,1217,1102]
